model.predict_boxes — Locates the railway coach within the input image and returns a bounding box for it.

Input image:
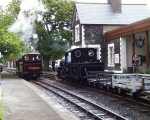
[16,53,42,79]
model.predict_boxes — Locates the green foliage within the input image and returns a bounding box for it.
[0,99,3,120]
[0,0,25,63]
[0,31,24,61]
[35,0,75,60]
[43,0,74,44]
[6,0,21,19]
[0,12,14,30]
[35,21,67,59]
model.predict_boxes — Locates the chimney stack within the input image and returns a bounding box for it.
[108,0,121,13]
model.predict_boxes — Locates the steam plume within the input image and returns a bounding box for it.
[9,0,45,42]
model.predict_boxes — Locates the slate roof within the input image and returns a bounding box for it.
[76,3,150,25]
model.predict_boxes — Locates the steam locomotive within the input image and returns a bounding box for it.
[57,48,105,81]
[16,53,42,79]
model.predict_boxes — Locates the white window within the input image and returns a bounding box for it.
[108,43,115,67]
[86,45,101,61]
[75,25,80,42]
[97,47,101,61]
[76,13,79,21]
[67,52,71,63]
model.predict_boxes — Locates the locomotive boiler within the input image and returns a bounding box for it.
[16,53,42,79]
[57,48,105,81]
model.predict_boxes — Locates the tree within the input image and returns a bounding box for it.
[0,0,25,63]
[35,0,74,70]
[0,31,24,62]
[6,0,21,20]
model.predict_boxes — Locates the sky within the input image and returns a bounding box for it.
[0,0,11,6]
[0,0,45,10]
[0,0,149,8]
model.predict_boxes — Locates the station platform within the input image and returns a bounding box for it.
[1,77,79,120]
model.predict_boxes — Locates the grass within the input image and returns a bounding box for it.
[0,100,3,120]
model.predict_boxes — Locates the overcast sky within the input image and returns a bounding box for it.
[0,0,149,8]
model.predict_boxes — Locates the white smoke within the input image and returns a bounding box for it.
[9,0,45,42]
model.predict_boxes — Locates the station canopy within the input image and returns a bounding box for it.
[104,17,150,41]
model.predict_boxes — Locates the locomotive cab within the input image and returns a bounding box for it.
[65,48,99,64]
[57,48,104,81]
[16,53,42,79]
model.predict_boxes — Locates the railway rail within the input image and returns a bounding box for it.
[32,80,127,120]
[41,73,150,108]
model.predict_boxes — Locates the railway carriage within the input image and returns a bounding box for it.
[57,48,105,81]
[16,53,42,79]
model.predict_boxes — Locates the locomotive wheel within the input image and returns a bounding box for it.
[112,87,118,93]
[132,92,140,98]
[106,85,110,91]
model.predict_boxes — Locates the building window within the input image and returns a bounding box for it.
[75,25,80,42]
[108,43,115,67]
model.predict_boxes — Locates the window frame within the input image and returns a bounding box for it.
[75,24,80,42]
[108,43,115,67]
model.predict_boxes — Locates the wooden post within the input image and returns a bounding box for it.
[131,34,135,56]
[144,31,150,68]
[131,34,136,72]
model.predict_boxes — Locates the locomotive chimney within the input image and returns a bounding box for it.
[108,0,122,13]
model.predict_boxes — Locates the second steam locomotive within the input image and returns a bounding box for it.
[57,48,105,81]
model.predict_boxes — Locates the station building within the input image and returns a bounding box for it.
[72,0,150,63]
[105,18,150,73]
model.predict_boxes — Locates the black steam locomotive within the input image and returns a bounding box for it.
[16,53,42,80]
[57,48,104,81]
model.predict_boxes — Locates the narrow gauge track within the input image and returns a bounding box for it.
[41,74,150,108]
[32,80,127,120]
